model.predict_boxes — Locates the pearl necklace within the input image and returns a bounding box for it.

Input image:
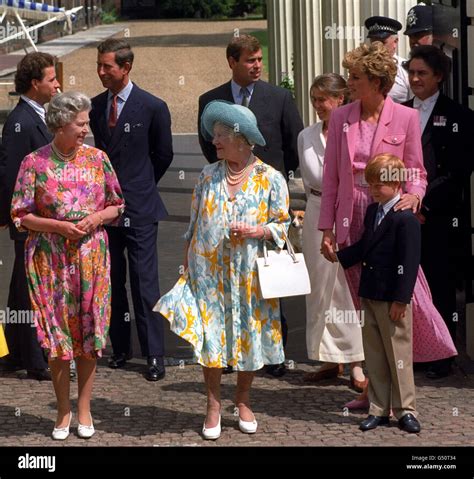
[51,142,78,162]
[225,155,254,186]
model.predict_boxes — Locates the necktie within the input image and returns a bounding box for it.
[108,94,118,129]
[240,87,250,107]
[374,204,385,230]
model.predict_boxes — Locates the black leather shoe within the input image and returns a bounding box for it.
[145,356,165,382]
[398,413,421,433]
[222,365,234,374]
[426,364,452,379]
[359,415,390,431]
[26,368,52,381]
[108,353,130,369]
[265,363,286,378]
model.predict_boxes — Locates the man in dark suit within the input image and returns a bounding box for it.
[335,154,421,434]
[198,34,304,377]
[90,39,173,381]
[198,34,303,179]
[0,52,60,380]
[403,45,473,378]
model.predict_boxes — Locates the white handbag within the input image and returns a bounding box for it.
[256,232,311,299]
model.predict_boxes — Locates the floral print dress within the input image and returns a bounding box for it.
[11,144,124,360]
[155,159,290,371]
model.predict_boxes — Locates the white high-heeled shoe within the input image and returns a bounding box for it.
[238,416,258,434]
[78,413,95,439]
[202,415,221,440]
[52,412,72,441]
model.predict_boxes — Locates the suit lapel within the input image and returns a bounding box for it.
[248,80,268,111]
[107,85,142,153]
[95,91,111,146]
[371,96,394,155]
[421,95,444,147]
[224,80,235,103]
[20,99,52,142]
[346,101,361,165]
[364,206,396,254]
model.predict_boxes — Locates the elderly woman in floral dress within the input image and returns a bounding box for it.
[11,91,124,440]
[155,100,290,440]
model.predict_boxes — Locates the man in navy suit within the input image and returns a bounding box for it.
[90,39,173,381]
[334,154,422,434]
[0,52,60,380]
[403,46,473,378]
[198,34,303,376]
[198,34,303,179]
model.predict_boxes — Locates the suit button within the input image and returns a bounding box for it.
[392,138,398,143]
[362,262,366,266]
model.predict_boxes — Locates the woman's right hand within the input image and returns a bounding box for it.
[321,229,338,262]
[57,221,87,240]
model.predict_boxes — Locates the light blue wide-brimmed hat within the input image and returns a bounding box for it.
[201,100,266,146]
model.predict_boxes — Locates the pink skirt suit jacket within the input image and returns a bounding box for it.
[318,96,427,243]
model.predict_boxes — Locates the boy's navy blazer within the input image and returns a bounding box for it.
[90,84,173,226]
[337,202,421,304]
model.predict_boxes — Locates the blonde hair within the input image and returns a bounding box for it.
[365,153,405,187]
[342,42,397,96]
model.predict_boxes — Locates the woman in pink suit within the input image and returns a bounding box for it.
[319,42,457,406]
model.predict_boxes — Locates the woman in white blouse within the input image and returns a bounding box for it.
[298,74,366,390]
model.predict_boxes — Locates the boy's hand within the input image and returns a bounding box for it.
[390,302,407,321]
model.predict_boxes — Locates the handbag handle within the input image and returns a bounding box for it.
[262,227,298,266]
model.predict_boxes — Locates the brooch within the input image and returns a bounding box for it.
[255,164,267,174]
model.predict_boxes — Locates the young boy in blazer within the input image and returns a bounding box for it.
[333,153,421,433]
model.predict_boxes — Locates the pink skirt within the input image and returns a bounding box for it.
[340,184,457,362]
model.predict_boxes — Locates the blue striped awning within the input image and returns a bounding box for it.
[0,0,64,13]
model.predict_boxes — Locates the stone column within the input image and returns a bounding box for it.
[267,0,294,87]
[293,0,323,127]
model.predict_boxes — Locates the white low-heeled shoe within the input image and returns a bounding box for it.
[202,415,221,440]
[78,413,95,439]
[52,412,72,441]
[239,416,258,434]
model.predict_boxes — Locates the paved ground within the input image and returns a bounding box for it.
[0,360,473,448]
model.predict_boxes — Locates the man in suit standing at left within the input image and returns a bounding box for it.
[0,52,60,380]
[90,39,173,381]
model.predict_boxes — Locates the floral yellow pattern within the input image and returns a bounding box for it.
[154,159,290,371]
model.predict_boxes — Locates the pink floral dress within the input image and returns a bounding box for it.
[11,144,124,360]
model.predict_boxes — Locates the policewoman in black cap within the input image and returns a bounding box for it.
[365,15,413,103]
[404,3,433,49]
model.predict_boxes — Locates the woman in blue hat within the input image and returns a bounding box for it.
[154,100,290,440]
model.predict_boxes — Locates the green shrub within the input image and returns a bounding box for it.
[280,75,295,99]
[101,6,118,24]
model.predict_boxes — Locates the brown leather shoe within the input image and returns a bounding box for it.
[303,363,343,382]
[350,376,368,393]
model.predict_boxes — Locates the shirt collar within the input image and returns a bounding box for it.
[413,90,440,110]
[381,193,401,215]
[108,80,133,102]
[231,79,255,99]
[20,95,46,122]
